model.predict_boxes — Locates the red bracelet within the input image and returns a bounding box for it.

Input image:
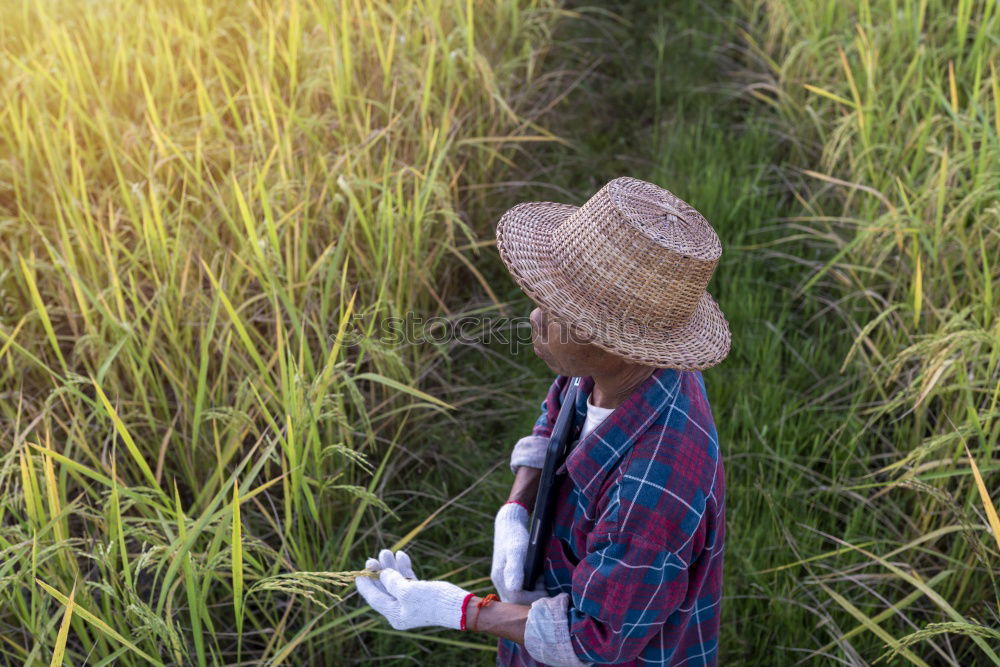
[459,592,476,631]
[504,500,529,512]
[472,593,499,632]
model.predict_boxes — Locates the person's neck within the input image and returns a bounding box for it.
[589,365,656,409]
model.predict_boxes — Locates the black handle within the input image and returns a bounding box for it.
[523,378,580,590]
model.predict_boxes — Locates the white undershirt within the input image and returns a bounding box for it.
[578,396,615,442]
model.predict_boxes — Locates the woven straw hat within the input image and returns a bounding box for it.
[495,176,731,370]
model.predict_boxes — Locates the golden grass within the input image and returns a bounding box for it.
[0,0,562,662]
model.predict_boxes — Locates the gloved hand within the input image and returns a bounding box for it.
[491,502,549,604]
[355,549,472,630]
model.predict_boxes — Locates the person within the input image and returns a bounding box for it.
[355,176,731,665]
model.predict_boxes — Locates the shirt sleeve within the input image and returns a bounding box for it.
[567,530,696,664]
[509,376,567,473]
[524,593,593,666]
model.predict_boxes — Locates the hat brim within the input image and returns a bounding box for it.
[496,201,732,370]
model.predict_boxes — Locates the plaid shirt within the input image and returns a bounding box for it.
[498,368,725,666]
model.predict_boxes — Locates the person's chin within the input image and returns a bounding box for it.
[532,344,549,365]
[533,348,562,375]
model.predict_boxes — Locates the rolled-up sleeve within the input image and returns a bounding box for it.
[510,435,550,473]
[524,593,593,666]
[567,531,693,664]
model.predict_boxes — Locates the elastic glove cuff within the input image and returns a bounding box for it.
[432,584,474,630]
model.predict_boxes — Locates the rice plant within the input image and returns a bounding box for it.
[0,0,561,663]
[733,0,1000,662]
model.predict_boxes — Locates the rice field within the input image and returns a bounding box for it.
[733,0,1000,661]
[0,0,560,663]
[1,0,997,664]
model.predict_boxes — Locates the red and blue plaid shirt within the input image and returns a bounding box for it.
[498,368,725,666]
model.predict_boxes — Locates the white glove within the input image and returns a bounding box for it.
[355,549,472,630]
[491,502,549,604]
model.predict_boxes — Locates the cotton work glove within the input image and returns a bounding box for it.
[491,502,549,604]
[355,549,472,631]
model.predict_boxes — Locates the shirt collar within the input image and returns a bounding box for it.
[563,367,683,507]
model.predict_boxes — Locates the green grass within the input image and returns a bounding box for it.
[0,0,564,663]
[732,0,1000,662]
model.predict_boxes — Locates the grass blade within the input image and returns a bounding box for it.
[90,377,159,492]
[49,581,76,667]
[352,372,454,410]
[35,579,161,665]
[17,254,67,373]
[965,442,1000,552]
[231,480,243,649]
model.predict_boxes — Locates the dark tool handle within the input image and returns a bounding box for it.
[523,377,580,590]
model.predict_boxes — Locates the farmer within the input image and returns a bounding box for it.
[355,176,731,665]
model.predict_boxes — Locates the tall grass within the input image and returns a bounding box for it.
[733,0,1000,661]
[0,0,562,663]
